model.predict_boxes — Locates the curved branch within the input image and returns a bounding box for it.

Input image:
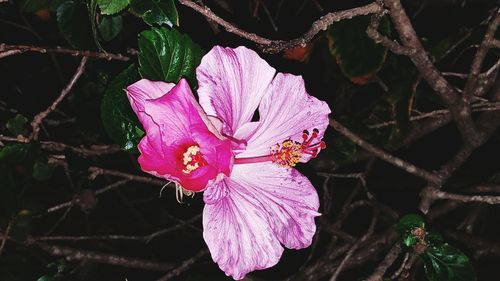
[178,0,383,54]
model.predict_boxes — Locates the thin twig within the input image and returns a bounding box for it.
[365,243,402,281]
[34,242,175,271]
[368,101,500,129]
[44,180,129,216]
[0,43,130,61]
[329,212,379,281]
[30,57,88,140]
[329,118,441,184]
[88,167,168,186]
[156,250,209,281]
[463,8,500,101]
[0,221,12,257]
[34,214,202,243]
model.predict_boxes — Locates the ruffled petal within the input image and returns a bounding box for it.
[203,178,283,280]
[126,79,175,114]
[237,73,331,162]
[203,163,319,279]
[197,46,276,135]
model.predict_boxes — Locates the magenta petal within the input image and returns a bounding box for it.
[203,163,319,279]
[197,46,276,135]
[237,73,331,162]
[129,79,233,191]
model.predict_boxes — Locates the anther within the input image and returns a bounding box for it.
[181,145,206,174]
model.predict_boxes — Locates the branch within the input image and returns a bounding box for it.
[34,242,175,271]
[427,190,500,205]
[30,57,88,140]
[34,214,202,243]
[0,221,12,258]
[365,243,402,281]
[178,0,383,54]
[329,118,441,184]
[420,79,500,213]
[156,250,209,281]
[44,180,129,214]
[383,0,477,144]
[88,167,167,186]
[366,12,413,56]
[368,101,500,129]
[463,8,500,101]
[329,212,378,281]
[0,43,130,61]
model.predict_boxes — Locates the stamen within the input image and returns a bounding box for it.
[181,145,206,174]
[234,128,326,167]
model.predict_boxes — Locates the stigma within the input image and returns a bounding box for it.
[181,145,206,174]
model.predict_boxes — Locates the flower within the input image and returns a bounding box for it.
[127,46,331,280]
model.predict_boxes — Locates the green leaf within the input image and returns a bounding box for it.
[97,0,129,15]
[138,27,204,85]
[423,243,476,281]
[397,213,425,247]
[101,64,144,150]
[0,144,29,163]
[397,213,425,232]
[327,15,389,84]
[32,160,55,181]
[131,0,178,27]
[56,1,94,49]
[98,15,123,41]
[6,114,28,136]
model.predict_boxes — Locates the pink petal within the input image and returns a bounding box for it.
[126,79,176,114]
[236,73,331,162]
[203,178,283,280]
[197,46,276,135]
[203,163,319,279]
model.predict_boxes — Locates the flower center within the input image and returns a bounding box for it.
[234,128,326,167]
[181,145,207,174]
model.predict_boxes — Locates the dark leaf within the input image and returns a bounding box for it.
[0,144,30,163]
[9,209,32,242]
[56,1,94,49]
[6,114,28,136]
[131,0,178,27]
[100,64,144,150]
[32,159,55,181]
[138,27,204,85]
[397,213,425,232]
[423,243,476,281]
[98,15,123,41]
[96,0,129,15]
[327,15,389,84]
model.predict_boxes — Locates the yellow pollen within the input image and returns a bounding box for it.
[182,145,202,174]
[272,140,303,167]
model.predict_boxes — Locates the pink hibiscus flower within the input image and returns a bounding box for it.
[126,46,331,280]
